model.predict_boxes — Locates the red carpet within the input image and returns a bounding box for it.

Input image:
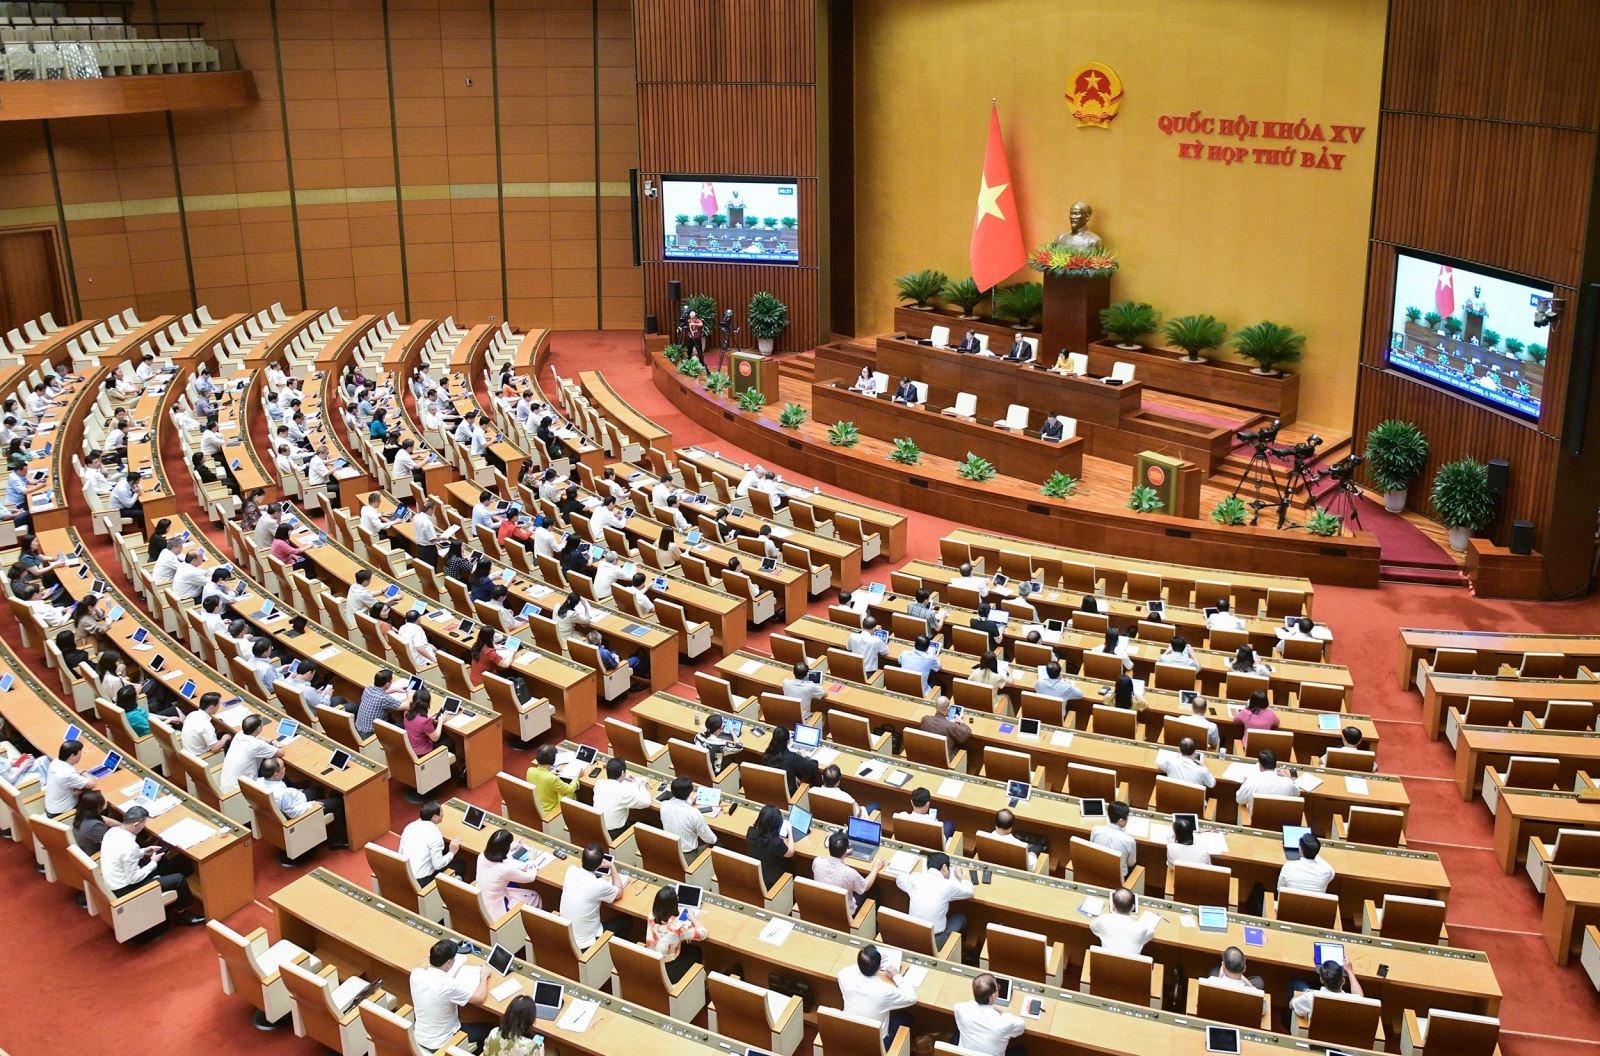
[1,330,1597,1055]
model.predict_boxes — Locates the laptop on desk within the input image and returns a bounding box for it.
[792,723,822,756]
[845,816,882,861]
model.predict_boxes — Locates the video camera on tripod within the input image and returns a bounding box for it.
[1236,419,1281,446]
[1317,451,1365,483]
[1271,433,1323,463]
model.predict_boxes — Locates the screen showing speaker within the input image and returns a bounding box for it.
[662,176,799,264]
[1386,251,1551,422]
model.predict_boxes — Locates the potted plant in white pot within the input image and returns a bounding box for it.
[1100,301,1160,350]
[992,282,1044,330]
[1231,320,1304,376]
[1161,313,1227,363]
[1365,419,1429,512]
[942,276,986,320]
[895,269,947,310]
[1430,457,1495,552]
[747,291,789,354]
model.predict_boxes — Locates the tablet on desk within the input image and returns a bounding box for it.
[1006,779,1031,802]
[1080,797,1105,817]
[575,745,597,764]
[327,750,351,771]
[1018,718,1041,738]
[462,806,487,830]
[131,628,149,645]
[0,673,13,692]
[485,943,516,976]
[1205,1026,1240,1054]
[675,883,704,910]
[1197,906,1229,932]
[993,976,1013,1005]
[1313,941,1345,967]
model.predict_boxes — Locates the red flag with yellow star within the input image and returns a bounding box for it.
[970,104,1026,291]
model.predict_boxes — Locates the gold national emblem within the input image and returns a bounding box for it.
[1066,63,1124,128]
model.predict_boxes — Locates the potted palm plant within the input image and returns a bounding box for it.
[992,282,1044,329]
[1481,329,1500,350]
[1423,310,1442,332]
[1504,337,1525,359]
[1100,301,1160,349]
[942,277,986,319]
[895,269,947,310]
[1442,316,1463,341]
[1365,419,1429,513]
[1404,306,1422,324]
[1231,321,1304,376]
[1162,314,1228,364]
[1528,343,1547,366]
[747,291,789,354]
[1430,457,1495,551]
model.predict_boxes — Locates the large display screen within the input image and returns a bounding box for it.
[1386,251,1551,421]
[661,176,799,264]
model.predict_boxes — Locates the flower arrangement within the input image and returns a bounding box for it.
[1028,241,1118,278]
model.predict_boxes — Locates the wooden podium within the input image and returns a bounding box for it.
[1134,450,1200,519]
[729,349,778,404]
[1042,273,1111,356]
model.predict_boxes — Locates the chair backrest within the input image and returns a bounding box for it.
[1274,888,1339,927]
[984,921,1051,982]
[1081,650,1124,682]
[1462,695,1515,727]
[605,718,653,765]
[1240,727,1294,761]
[359,1000,428,1056]
[904,727,953,768]
[206,919,278,1011]
[1519,652,1565,678]
[825,709,877,751]
[1502,754,1561,789]
[875,905,940,956]
[694,671,741,712]
[1244,792,1304,831]
[610,937,673,1015]
[1540,699,1598,730]
[1002,403,1028,429]
[892,812,949,852]
[980,744,1034,785]
[974,831,1030,871]
[794,875,855,932]
[1153,662,1197,692]
[1089,703,1138,739]
[522,906,583,977]
[1430,647,1478,674]
[435,873,492,941]
[769,633,812,668]
[1068,835,1124,889]
[1193,977,1269,1029]
[365,842,428,912]
[1551,828,1600,866]
[757,692,808,730]
[1417,1009,1501,1056]
[1324,747,1376,772]
[1065,761,1119,801]
[634,822,689,881]
[1342,805,1404,846]
[1305,990,1382,1049]
[825,647,871,685]
[708,971,788,1047]
[952,392,976,417]
[1110,361,1136,384]
[740,761,794,804]
[1377,893,1447,943]
[711,846,770,906]
[1085,947,1152,1005]
[818,1006,890,1056]
[1225,671,1271,702]
[667,737,718,785]
[560,797,611,850]
[929,325,950,347]
[1282,637,1325,663]
[1171,860,1233,906]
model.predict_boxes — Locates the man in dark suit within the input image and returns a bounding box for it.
[1006,335,1032,361]
[969,602,1003,649]
[892,378,919,404]
[1040,413,1065,442]
[955,330,982,353]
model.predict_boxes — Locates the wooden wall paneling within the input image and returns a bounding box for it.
[633,0,815,84]
[1371,115,1596,287]
[636,84,817,176]
[1383,0,1600,128]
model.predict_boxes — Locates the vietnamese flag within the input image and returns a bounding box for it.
[1435,265,1455,317]
[970,104,1026,291]
[699,182,719,217]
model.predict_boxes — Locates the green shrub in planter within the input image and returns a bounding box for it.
[684,293,716,323]
[781,217,797,229]
[1127,484,1165,513]
[1162,313,1227,362]
[1442,316,1463,339]
[1481,329,1500,349]
[747,291,789,342]
[703,369,731,395]
[942,276,986,318]
[895,269,947,309]
[1423,310,1442,330]
[1100,301,1160,347]
[663,343,687,366]
[710,213,727,228]
[1365,419,1429,496]
[1528,343,1546,365]
[778,402,808,429]
[1431,458,1495,531]
[993,282,1044,327]
[827,420,860,447]
[673,213,689,225]
[1230,320,1304,374]
[1504,337,1525,358]
[887,437,921,465]
[762,216,778,228]
[1404,306,1422,323]
[956,452,997,482]
[677,356,705,380]
[1211,495,1248,525]
[1306,510,1343,537]
[692,213,708,226]
[1040,471,1078,498]
[736,387,766,413]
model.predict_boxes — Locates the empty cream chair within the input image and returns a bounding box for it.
[280,958,387,1056]
[611,936,708,1022]
[1400,1008,1501,1056]
[207,919,308,1030]
[979,921,1065,985]
[1109,361,1136,384]
[871,371,890,394]
[1527,827,1600,892]
[1362,893,1448,945]
[995,403,1029,431]
[708,971,804,1056]
[1080,947,1162,1008]
[941,391,978,419]
[1482,754,1561,813]
[929,325,951,348]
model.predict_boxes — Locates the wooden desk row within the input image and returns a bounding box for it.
[1453,724,1600,801]
[942,528,1315,617]
[39,526,395,849]
[676,445,911,565]
[0,633,256,917]
[785,613,1374,759]
[577,368,673,454]
[710,651,1403,835]
[1396,627,1600,691]
[272,868,745,1055]
[556,740,1497,1027]
[1418,669,1600,741]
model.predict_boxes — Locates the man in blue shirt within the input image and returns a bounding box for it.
[896,635,942,693]
[470,488,502,531]
[356,669,410,737]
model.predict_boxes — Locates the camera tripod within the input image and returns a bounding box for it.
[1317,474,1366,531]
[1274,450,1321,531]
[1230,438,1285,526]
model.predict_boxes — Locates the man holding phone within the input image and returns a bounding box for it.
[101,806,205,926]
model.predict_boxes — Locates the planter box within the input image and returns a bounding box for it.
[1086,340,1301,423]
[892,305,1039,351]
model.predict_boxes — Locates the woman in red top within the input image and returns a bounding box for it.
[270,523,309,572]
[403,686,444,757]
[1237,689,1280,739]
[469,628,507,687]
[645,886,708,983]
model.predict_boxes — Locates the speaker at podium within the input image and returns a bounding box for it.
[729,348,778,406]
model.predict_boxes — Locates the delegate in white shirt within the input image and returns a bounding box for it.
[558,864,621,948]
[398,818,454,879]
